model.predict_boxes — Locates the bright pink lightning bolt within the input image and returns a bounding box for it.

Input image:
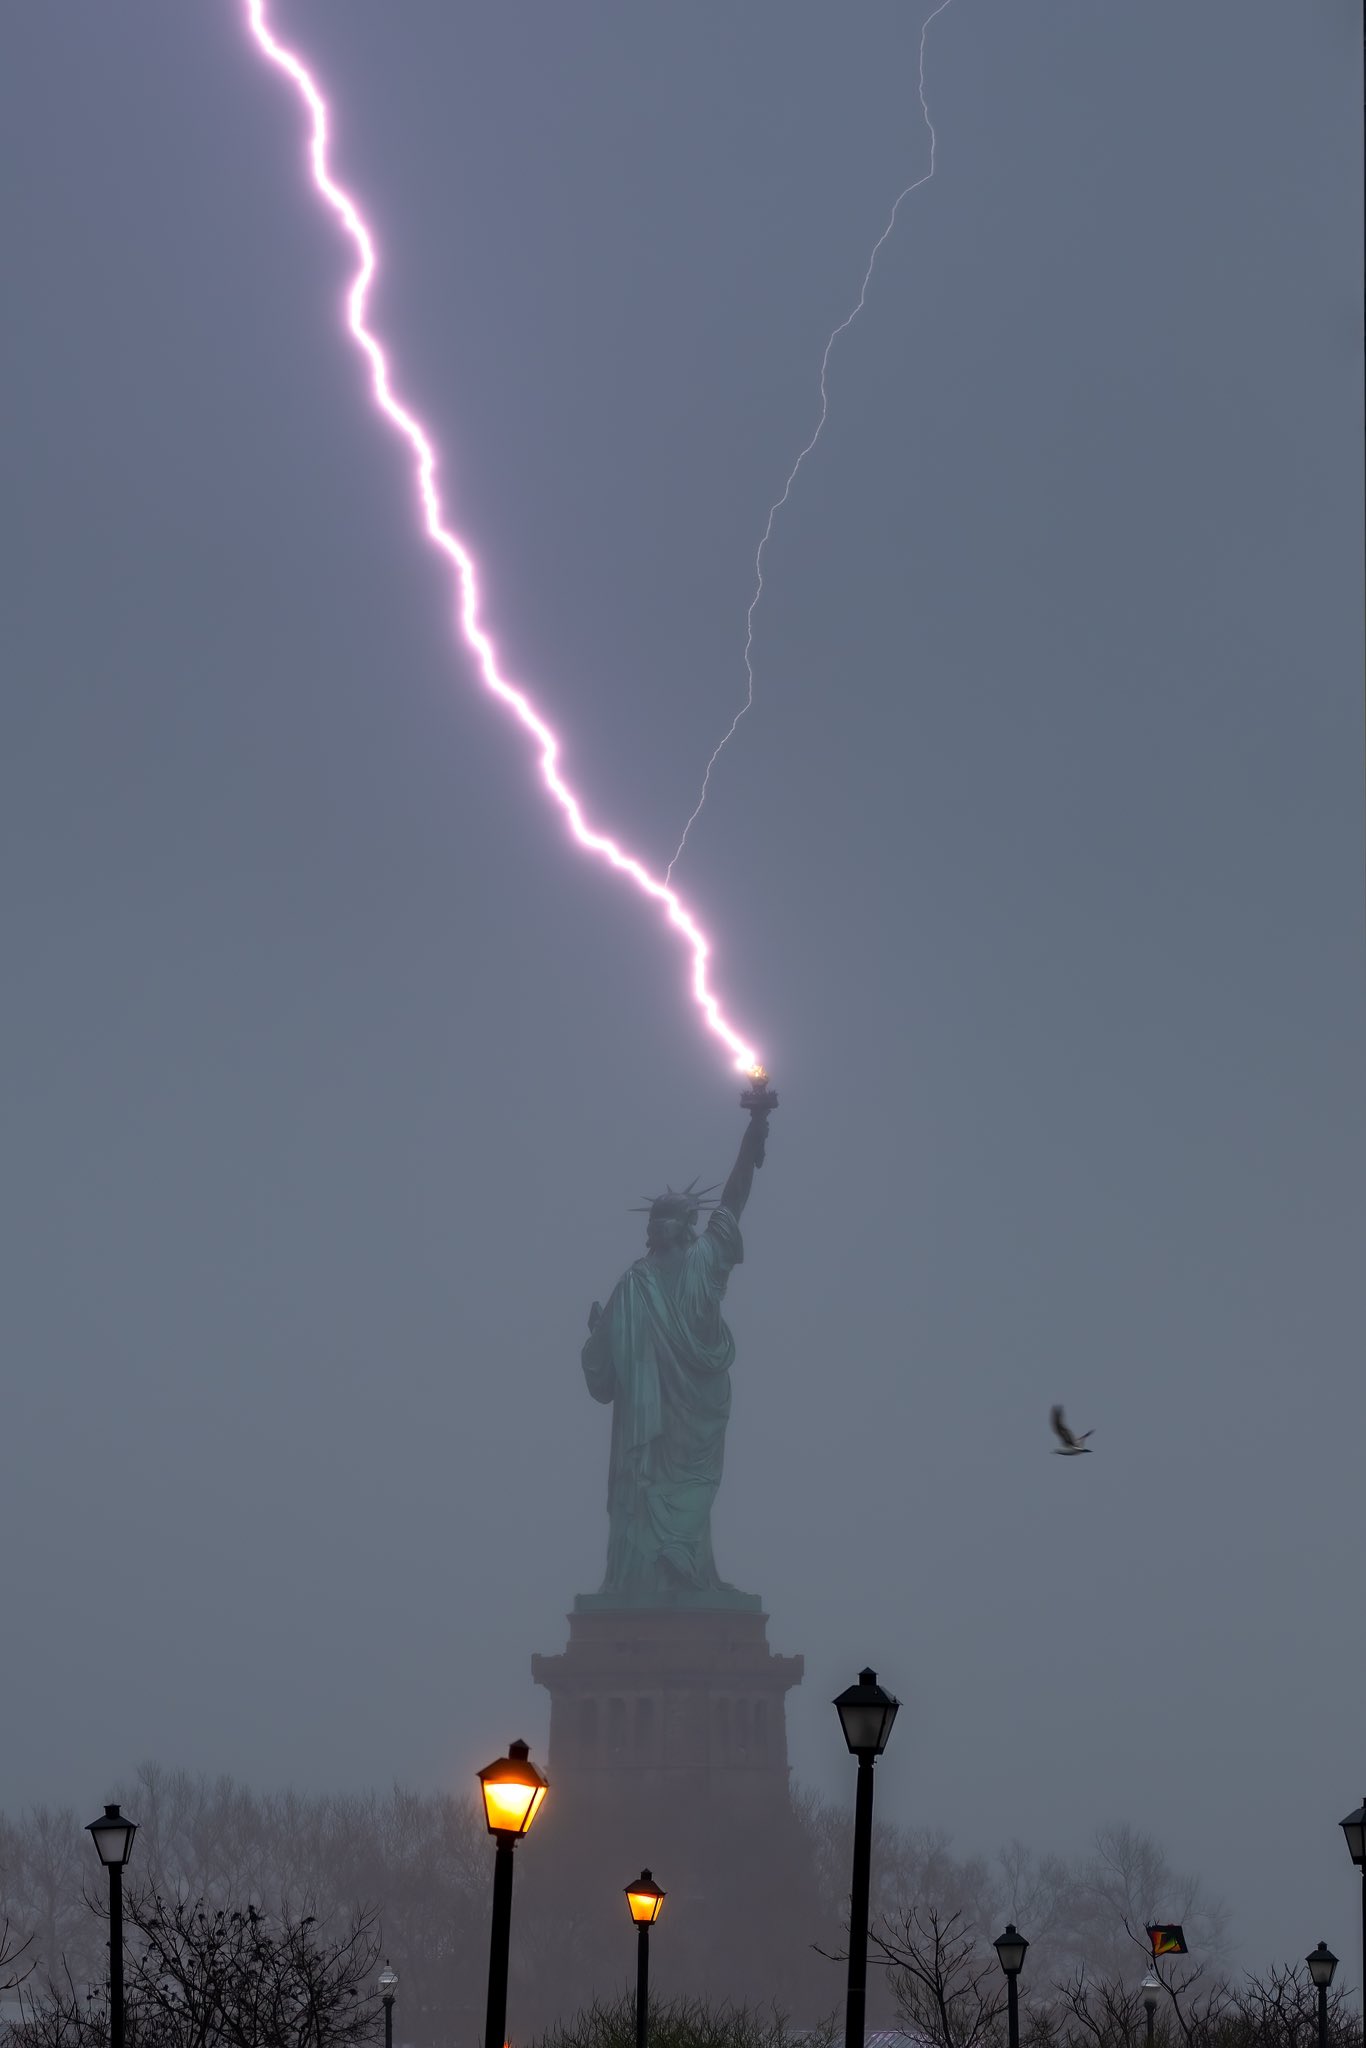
[240,0,760,1075]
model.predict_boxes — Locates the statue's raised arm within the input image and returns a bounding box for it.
[718,1066,779,1222]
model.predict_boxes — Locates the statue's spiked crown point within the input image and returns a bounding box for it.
[630,1178,719,1224]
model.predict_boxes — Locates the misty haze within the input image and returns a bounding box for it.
[2,4,1361,2046]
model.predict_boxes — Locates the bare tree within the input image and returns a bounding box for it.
[1033,1967,1149,2048]
[1220,1962,1363,2048]
[534,1994,837,2048]
[11,1891,382,2048]
[0,1807,95,1989]
[870,1904,1006,2048]
[1,1914,36,1990]
[1077,1826,1229,1982]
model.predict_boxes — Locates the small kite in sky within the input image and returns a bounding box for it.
[1050,1406,1094,1455]
[1147,1925,1188,1956]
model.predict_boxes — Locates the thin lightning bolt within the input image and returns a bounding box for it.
[666,0,957,884]
[240,0,760,1074]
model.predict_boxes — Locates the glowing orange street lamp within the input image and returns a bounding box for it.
[625,1872,665,2048]
[477,1740,548,2048]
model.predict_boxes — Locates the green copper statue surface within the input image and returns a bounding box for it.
[580,1078,777,1608]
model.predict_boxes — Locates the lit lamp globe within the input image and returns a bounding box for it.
[625,1871,666,1926]
[1306,1944,1338,1991]
[478,1740,548,1839]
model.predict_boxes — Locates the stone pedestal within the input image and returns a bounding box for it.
[526,1601,817,2013]
[532,1602,803,1822]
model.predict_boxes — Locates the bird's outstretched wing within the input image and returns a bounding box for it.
[1050,1405,1076,1447]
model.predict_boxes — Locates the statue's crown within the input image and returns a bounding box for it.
[631,1179,717,1226]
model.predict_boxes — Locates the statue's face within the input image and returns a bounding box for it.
[646,1210,692,1255]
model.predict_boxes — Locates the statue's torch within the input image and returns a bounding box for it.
[739,1064,778,1167]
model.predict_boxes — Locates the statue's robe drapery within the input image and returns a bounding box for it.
[581,1207,743,1592]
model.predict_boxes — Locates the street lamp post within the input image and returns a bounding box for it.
[993,1924,1029,2048]
[833,1668,900,2048]
[86,1805,137,2048]
[625,1871,665,2048]
[1142,1975,1160,2047]
[1307,1942,1338,2048]
[1340,1801,1365,2017]
[477,1740,547,2048]
[378,1961,398,2048]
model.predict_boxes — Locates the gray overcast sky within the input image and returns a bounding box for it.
[2,0,1361,1978]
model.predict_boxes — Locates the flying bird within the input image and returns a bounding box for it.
[1050,1406,1094,1455]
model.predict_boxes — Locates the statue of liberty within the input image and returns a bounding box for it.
[580,1075,777,1604]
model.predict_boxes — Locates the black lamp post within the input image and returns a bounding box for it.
[86,1805,137,2048]
[625,1871,665,2048]
[378,1961,398,2048]
[477,1740,548,2048]
[833,1668,900,2048]
[1307,1942,1337,2048]
[1341,1800,1365,2017]
[993,1923,1029,2048]
[1142,1975,1160,2046]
